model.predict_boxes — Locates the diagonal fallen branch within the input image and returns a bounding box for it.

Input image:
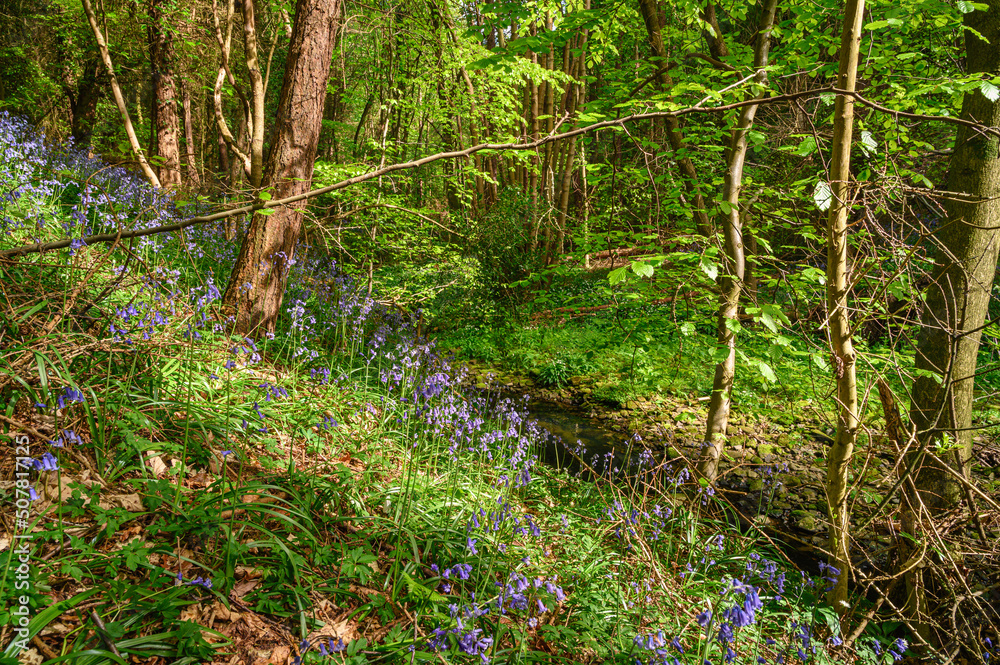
[2,86,996,261]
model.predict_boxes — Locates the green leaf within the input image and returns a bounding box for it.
[631,261,654,278]
[700,257,719,281]
[915,368,943,385]
[258,191,272,201]
[980,80,1000,102]
[759,310,778,334]
[756,361,777,383]
[794,135,817,156]
[608,266,629,285]
[813,180,832,212]
[711,345,731,363]
[718,200,733,215]
[679,321,696,337]
[860,130,878,156]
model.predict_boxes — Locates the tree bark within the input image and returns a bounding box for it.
[149,0,182,187]
[903,0,1000,639]
[182,81,201,187]
[241,0,265,188]
[909,0,1000,513]
[66,60,103,146]
[80,0,161,188]
[699,0,778,482]
[222,0,341,335]
[824,0,866,613]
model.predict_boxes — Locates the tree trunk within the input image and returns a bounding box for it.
[909,0,1000,513]
[67,61,103,146]
[824,0,866,613]
[698,0,778,482]
[241,0,265,188]
[149,0,182,187]
[222,0,341,335]
[81,0,161,188]
[903,0,1000,639]
[182,81,201,187]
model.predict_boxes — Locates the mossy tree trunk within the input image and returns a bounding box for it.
[903,0,1000,638]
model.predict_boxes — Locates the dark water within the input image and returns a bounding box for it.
[522,397,643,477]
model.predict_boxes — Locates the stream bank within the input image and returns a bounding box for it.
[456,359,999,577]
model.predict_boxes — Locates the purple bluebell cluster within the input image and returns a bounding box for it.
[176,572,213,589]
[0,113,178,252]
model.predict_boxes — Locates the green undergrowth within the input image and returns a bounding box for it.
[0,114,925,665]
[430,264,1000,431]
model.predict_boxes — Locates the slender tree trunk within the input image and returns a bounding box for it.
[699,0,778,482]
[242,0,265,187]
[212,0,252,179]
[81,0,161,187]
[824,0,866,613]
[182,81,201,187]
[222,0,341,335]
[149,0,182,187]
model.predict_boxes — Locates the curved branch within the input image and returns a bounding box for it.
[4,84,999,260]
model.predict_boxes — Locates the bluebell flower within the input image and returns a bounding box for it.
[32,452,59,471]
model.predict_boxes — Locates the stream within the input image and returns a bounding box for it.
[516,392,829,571]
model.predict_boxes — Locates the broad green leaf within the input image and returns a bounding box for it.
[813,180,832,212]
[756,361,777,384]
[759,310,778,334]
[679,321,696,337]
[258,191,272,201]
[980,80,1000,102]
[631,261,654,278]
[718,200,733,215]
[700,257,719,281]
[794,135,817,156]
[608,266,629,285]
[860,131,878,156]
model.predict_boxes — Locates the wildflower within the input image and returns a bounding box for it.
[32,452,59,472]
[467,537,478,555]
[888,638,907,661]
[57,386,85,409]
[28,486,39,501]
[697,610,712,627]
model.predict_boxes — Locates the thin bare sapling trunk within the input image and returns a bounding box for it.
[698,0,779,481]
[81,0,161,187]
[824,0,866,613]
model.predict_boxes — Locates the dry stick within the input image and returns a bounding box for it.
[4,86,999,261]
[90,609,123,658]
